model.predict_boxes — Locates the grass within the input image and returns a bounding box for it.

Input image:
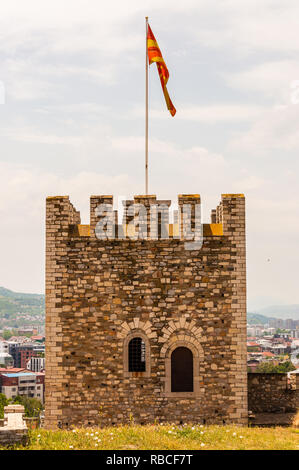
[2,424,299,450]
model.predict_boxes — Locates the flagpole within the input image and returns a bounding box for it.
[145,16,149,195]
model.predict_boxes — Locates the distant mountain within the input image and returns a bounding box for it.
[256,305,299,320]
[247,313,274,325]
[0,287,44,318]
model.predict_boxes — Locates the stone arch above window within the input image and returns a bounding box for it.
[160,322,204,359]
[123,330,151,378]
[117,318,156,339]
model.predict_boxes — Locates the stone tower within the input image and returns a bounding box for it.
[45,193,247,428]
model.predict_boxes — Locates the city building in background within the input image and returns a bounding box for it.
[0,370,45,403]
[26,357,45,372]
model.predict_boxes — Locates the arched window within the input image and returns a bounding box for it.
[128,337,146,372]
[171,347,193,392]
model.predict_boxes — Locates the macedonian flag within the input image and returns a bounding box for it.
[147,24,176,117]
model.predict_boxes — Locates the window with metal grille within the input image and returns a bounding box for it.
[171,347,193,392]
[128,337,146,372]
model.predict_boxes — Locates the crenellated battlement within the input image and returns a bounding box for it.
[46,193,244,241]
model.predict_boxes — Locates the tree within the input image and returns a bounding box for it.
[256,362,277,373]
[2,330,12,340]
[275,329,288,334]
[276,361,296,373]
[12,396,43,417]
[256,361,296,373]
[0,393,9,419]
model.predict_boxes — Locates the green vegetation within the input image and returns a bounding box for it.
[3,424,298,450]
[3,329,21,340]
[255,361,296,373]
[1,329,36,340]
[0,287,44,329]
[275,328,288,334]
[0,394,43,419]
[0,287,44,315]
[0,393,9,419]
[247,313,272,325]
[11,396,43,418]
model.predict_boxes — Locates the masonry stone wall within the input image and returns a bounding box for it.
[0,429,28,447]
[45,193,247,429]
[248,373,299,413]
[0,405,28,447]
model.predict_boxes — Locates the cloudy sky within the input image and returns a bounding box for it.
[0,0,299,310]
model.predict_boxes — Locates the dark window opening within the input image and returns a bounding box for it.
[158,212,162,238]
[171,347,193,392]
[128,337,146,372]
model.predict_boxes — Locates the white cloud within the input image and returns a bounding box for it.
[110,135,227,168]
[0,126,85,146]
[146,104,265,122]
[227,60,299,103]
[232,175,265,191]
[2,56,117,101]
[0,0,298,65]
[230,104,299,152]
[188,1,299,54]
[34,102,108,115]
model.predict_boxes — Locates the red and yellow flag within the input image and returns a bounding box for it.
[147,24,176,117]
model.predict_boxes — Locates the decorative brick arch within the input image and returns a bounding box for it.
[159,319,204,359]
[117,318,156,340]
[118,319,156,378]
